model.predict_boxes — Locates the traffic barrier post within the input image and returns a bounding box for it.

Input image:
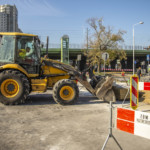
[130,76,139,110]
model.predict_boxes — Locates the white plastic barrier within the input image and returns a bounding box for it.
[139,82,150,91]
[116,107,150,140]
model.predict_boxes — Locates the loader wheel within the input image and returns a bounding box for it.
[53,79,79,105]
[0,70,30,105]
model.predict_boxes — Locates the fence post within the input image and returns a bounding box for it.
[101,102,122,150]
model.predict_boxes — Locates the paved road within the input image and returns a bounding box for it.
[0,91,150,150]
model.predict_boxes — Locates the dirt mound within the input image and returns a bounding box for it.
[139,91,150,104]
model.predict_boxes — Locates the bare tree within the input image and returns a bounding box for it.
[85,17,127,72]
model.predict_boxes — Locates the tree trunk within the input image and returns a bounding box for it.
[98,62,101,73]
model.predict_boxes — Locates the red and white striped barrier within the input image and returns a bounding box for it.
[130,76,138,109]
[116,108,150,139]
[139,82,150,91]
[101,69,133,72]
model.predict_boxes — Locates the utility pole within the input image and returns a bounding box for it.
[86,28,89,50]
[132,22,144,75]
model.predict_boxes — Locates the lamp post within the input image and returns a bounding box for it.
[133,21,144,75]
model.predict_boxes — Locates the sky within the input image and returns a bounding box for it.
[0,0,150,47]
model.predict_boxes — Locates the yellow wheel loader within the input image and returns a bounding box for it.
[0,32,116,105]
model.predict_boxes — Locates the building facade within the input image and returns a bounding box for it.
[0,4,21,32]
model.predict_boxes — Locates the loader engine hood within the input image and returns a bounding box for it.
[41,59,80,76]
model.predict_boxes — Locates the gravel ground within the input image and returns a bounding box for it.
[0,89,150,150]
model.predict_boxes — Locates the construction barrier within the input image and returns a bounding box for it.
[101,69,133,72]
[116,107,150,140]
[139,82,150,90]
[102,103,150,150]
[130,76,139,110]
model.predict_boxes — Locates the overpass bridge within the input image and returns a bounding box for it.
[41,45,150,70]
[41,46,150,59]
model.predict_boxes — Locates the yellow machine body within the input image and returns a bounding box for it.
[41,59,70,87]
[0,32,71,93]
[0,62,70,93]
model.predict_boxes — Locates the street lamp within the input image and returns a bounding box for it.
[133,21,144,75]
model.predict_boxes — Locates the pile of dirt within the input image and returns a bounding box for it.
[139,91,150,104]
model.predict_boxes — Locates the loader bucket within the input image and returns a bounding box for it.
[95,77,116,102]
[76,75,116,102]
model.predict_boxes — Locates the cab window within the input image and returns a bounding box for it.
[16,36,38,64]
[0,35,15,62]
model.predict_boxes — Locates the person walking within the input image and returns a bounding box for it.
[137,66,142,81]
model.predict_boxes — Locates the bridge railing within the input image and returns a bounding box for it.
[45,43,147,50]
[118,45,145,50]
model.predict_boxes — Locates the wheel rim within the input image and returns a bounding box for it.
[59,86,75,100]
[1,79,19,98]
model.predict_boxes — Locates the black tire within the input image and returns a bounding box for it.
[0,70,30,105]
[53,79,79,105]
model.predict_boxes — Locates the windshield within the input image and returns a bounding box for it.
[0,35,15,62]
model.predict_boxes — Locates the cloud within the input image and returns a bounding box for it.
[0,0,64,16]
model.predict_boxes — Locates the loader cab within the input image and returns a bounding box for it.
[16,35,41,74]
[0,33,41,74]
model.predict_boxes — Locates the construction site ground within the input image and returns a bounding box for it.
[112,73,150,105]
[0,85,150,150]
